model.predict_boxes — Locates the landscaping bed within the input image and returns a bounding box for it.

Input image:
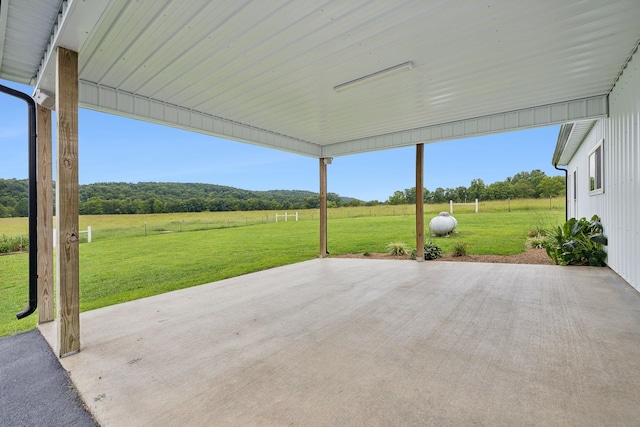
[333,248,553,265]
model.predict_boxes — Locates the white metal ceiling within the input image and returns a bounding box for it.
[2,0,640,158]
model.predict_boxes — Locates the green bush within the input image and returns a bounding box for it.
[544,215,608,266]
[0,235,28,253]
[452,241,469,257]
[424,241,443,260]
[525,235,549,249]
[410,241,443,260]
[386,241,411,256]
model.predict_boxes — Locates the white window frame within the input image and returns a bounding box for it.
[572,168,578,217]
[588,139,604,195]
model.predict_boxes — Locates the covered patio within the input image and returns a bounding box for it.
[40,259,640,426]
[2,2,640,425]
[2,0,639,358]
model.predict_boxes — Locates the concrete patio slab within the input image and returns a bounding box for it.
[40,259,640,426]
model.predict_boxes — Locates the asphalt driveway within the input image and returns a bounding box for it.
[0,329,98,426]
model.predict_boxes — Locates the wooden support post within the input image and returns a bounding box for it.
[37,104,54,323]
[56,47,80,357]
[415,144,425,261]
[319,158,330,257]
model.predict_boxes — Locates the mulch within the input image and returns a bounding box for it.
[332,248,554,265]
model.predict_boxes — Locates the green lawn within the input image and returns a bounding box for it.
[0,201,564,338]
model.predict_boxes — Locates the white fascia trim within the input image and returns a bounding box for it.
[0,0,9,69]
[31,0,111,97]
[322,95,608,158]
[79,81,322,157]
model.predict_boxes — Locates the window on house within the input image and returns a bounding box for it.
[588,141,603,194]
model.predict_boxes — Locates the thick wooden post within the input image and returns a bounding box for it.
[415,144,424,261]
[319,158,330,257]
[56,47,80,357]
[37,104,54,322]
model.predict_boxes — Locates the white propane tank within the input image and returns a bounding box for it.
[429,212,457,236]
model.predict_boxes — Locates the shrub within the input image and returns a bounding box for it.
[452,241,469,257]
[0,235,28,253]
[525,235,549,249]
[424,241,443,260]
[544,215,608,266]
[386,242,411,256]
[410,241,443,260]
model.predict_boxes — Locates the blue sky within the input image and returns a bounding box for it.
[1,79,562,202]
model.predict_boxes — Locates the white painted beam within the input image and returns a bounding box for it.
[322,96,609,157]
[78,80,322,157]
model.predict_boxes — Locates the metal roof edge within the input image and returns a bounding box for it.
[552,119,599,166]
[552,123,574,166]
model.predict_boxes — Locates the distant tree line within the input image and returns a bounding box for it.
[0,170,564,217]
[0,180,367,217]
[386,169,565,205]
[0,178,29,218]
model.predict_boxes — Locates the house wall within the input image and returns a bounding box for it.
[567,47,640,291]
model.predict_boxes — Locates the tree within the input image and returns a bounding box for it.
[484,181,514,200]
[510,169,547,196]
[0,203,13,218]
[404,187,416,204]
[149,198,166,214]
[304,196,319,209]
[13,199,28,217]
[467,179,486,200]
[447,186,469,203]
[512,182,536,199]
[81,197,104,215]
[431,187,447,203]
[327,192,342,207]
[537,176,565,197]
[387,190,407,205]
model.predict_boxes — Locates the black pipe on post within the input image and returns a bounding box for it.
[0,84,38,319]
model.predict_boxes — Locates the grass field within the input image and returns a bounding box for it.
[0,198,564,337]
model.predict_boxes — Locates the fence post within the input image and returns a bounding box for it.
[450,200,453,214]
[475,199,478,213]
[285,212,288,222]
[87,226,92,243]
[296,211,298,221]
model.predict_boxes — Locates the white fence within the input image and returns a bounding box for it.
[275,212,298,222]
[450,199,478,214]
[53,226,91,247]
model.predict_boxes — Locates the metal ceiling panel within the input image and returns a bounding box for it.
[2,0,640,157]
[0,0,61,84]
